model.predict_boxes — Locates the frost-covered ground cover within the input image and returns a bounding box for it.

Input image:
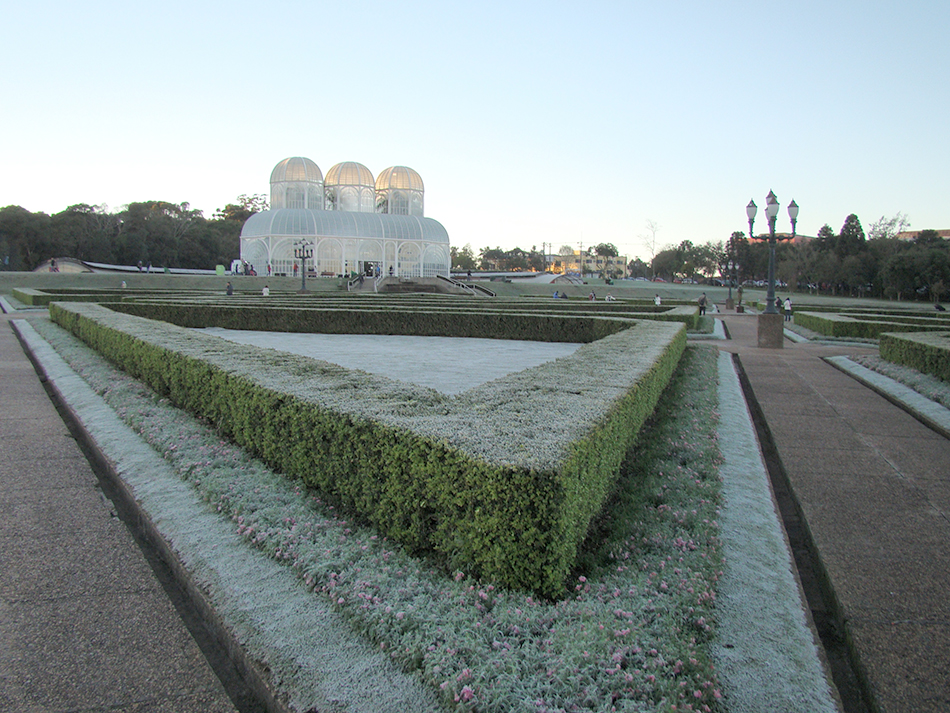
[196,328,583,395]
[850,353,950,409]
[28,315,726,712]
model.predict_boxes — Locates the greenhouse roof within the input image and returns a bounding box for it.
[241,209,449,244]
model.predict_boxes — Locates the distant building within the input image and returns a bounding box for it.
[240,157,450,278]
[896,230,950,241]
[547,251,628,276]
[752,232,815,245]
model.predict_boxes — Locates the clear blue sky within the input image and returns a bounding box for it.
[2,0,946,261]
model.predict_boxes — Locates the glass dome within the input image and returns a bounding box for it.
[375,166,424,192]
[270,156,323,184]
[270,157,324,210]
[325,161,374,188]
[376,166,424,216]
[325,162,376,212]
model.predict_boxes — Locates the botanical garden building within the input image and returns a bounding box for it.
[240,157,451,278]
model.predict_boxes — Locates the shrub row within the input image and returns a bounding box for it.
[108,301,633,343]
[793,311,950,339]
[11,287,195,306]
[50,301,686,598]
[114,294,699,331]
[880,330,950,383]
[12,288,117,306]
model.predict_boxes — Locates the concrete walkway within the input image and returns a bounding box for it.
[716,309,950,713]
[0,313,245,713]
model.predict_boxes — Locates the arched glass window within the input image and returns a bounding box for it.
[397,242,421,277]
[307,186,324,210]
[340,187,359,212]
[286,187,304,209]
[422,245,449,277]
[316,239,343,276]
[391,191,409,216]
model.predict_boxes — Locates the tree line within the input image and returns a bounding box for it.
[720,213,949,302]
[0,195,267,271]
[637,212,950,302]
[449,213,948,303]
[451,243,625,276]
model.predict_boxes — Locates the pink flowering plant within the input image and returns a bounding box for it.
[34,317,725,713]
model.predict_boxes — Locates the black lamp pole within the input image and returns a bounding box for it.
[294,240,313,292]
[747,191,798,314]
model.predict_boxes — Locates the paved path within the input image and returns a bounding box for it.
[0,313,244,713]
[716,310,950,713]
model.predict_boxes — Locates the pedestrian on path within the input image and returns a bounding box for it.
[698,293,708,315]
[784,296,792,321]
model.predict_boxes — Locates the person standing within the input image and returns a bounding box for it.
[698,292,708,315]
[784,296,792,321]
[226,281,233,296]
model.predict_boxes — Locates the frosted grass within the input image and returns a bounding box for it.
[24,315,842,712]
[196,328,583,395]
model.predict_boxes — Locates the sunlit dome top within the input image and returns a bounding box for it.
[325,161,375,187]
[376,166,424,192]
[270,156,323,184]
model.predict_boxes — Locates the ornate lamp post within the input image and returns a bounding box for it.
[747,191,798,347]
[294,240,313,293]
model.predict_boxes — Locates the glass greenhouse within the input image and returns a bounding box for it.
[240,157,450,278]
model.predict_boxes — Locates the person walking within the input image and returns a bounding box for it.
[698,292,708,315]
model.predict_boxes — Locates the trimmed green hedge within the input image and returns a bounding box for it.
[880,331,950,383]
[106,301,634,343]
[11,288,116,306]
[793,311,950,339]
[50,302,685,598]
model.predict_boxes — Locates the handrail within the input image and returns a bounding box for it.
[437,274,495,297]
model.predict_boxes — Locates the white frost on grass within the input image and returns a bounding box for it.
[197,328,583,395]
[15,320,443,713]
[20,312,844,712]
[713,351,839,713]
